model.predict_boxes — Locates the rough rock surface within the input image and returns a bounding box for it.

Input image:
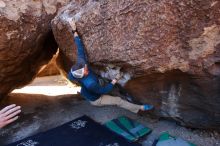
[0,0,70,98]
[52,0,220,130]
[37,53,60,77]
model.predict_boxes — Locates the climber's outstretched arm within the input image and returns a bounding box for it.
[69,19,88,63]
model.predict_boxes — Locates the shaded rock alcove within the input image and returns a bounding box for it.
[37,51,60,77]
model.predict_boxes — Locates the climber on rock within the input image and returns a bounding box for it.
[67,19,154,114]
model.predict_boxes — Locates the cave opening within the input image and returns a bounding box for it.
[11,50,80,96]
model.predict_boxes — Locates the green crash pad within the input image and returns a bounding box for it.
[155,132,196,146]
[104,116,151,141]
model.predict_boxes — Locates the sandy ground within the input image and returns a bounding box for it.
[0,75,219,146]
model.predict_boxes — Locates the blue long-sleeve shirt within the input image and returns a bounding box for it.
[75,36,88,64]
[68,36,114,101]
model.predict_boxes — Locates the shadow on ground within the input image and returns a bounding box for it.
[0,93,220,146]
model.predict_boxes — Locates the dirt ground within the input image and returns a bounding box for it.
[0,75,219,146]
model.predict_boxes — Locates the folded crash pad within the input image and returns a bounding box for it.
[104,116,151,141]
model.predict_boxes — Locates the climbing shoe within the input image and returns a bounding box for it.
[143,104,154,111]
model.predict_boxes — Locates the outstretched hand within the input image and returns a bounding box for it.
[115,72,123,81]
[69,18,76,31]
[0,104,21,128]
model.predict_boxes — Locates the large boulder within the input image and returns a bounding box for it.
[52,0,220,130]
[0,0,70,97]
